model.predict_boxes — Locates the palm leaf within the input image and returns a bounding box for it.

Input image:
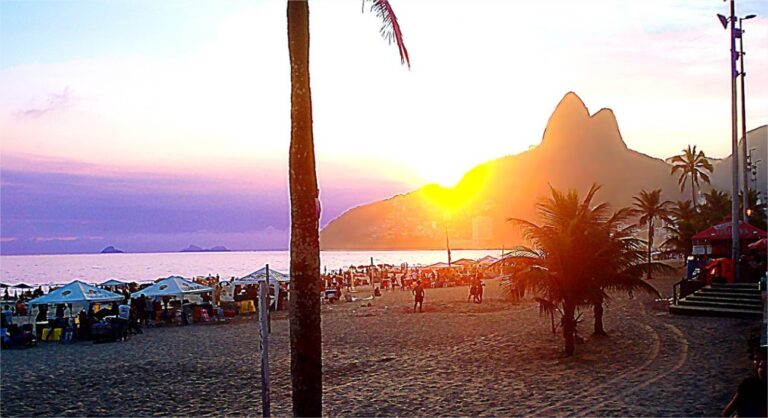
[364,0,410,67]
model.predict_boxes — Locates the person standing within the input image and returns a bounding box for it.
[117,301,130,341]
[412,280,425,313]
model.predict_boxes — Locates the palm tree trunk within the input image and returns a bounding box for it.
[287,1,322,416]
[593,295,606,335]
[647,219,654,280]
[691,174,696,208]
[562,301,576,356]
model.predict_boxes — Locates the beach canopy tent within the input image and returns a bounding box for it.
[233,266,290,285]
[748,238,767,252]
[130,276,212,299]
[692,219,767,257]
[28,280,123,306]
[99,279,127,287]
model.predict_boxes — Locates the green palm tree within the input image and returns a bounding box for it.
[497,184,630,354]
[701,189,731,226]
[631,189,672,280]
[662,200,701,256]
[286,1,408,415]
[588,209,664,335]
[670,145,713,207]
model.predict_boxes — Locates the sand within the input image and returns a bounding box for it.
[0,269,759,417]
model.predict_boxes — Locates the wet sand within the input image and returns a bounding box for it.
[1,270,758,416]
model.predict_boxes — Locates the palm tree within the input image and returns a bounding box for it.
[497,184,613,355]
[588,209,664,335]
[670,145,714,207]
[286,1,408,415]
[631,189,672,280]
[701,189,731,226]
[662,200,700,256]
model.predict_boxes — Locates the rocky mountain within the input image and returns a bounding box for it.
[320,93,766,250]
[709,125,768,197]
[100,246,124,254]
[321,92,683,249]
[180,245,230,253]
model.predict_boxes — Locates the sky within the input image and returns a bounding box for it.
[1,0,767,255]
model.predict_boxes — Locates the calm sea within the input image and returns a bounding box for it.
[0,250,498,286]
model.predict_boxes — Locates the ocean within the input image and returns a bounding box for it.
[0,249,498,286]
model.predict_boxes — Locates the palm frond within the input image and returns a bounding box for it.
[364,0,410,68]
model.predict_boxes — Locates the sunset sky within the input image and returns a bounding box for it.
[1,0,767,255]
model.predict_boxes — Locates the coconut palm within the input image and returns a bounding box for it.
[587,209,664,335]
[670,145,714,207]
[701,189,731,226]
[497,184,614,355]
[631,189,672,280]
[286,1,408,415]
[662,200,701,256]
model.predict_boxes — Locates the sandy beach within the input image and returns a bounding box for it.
[1,269,759,417]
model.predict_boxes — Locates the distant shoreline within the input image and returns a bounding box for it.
[0,248,502,257]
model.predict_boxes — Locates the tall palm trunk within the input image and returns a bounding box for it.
[562,301,576,356]
[287,1,322,416]
[690,173,696,208]
[647,219,654,280]
[593,294,606,335]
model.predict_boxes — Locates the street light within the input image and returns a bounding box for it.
[718,0,740,280]
[738,13,756,224]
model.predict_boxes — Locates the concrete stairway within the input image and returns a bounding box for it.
[670,283,764,319]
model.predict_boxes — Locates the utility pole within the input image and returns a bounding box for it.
[726,0,741,281]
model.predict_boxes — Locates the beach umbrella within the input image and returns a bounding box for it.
[28,280,123,306]
[130,276,212,299]
[13,283,33,289]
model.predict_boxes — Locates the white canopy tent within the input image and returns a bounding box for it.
[130,276,212,299]
[28,280,123,306]
[233,266,289,310]
[233,266,290,286]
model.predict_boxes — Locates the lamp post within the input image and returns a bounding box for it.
[718,0,741,281]
[738,13,756,224]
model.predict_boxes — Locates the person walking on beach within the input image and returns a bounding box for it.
[412,280,425,313]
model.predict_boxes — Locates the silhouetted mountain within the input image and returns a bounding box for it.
[709,125,768,196]
[180,245,230,253]
[100,246,124,254]
[321,92,689,250]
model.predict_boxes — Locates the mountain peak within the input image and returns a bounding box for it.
[539,92,627,152]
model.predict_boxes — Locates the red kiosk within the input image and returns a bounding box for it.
[692,218,767,283]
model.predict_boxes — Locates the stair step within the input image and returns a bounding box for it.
[697,287,760,296]
[669,304,764,319]
[710,283,760,289]
[678,298,763,310]
[694,290,761,298]
[687,293,762,301]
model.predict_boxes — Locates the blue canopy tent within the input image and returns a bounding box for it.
[130,276,212,299]
[28,281,123,306]
[99,279,128,288]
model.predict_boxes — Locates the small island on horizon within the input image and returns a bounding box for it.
[180,245,231,253]
[100,246,124,254]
